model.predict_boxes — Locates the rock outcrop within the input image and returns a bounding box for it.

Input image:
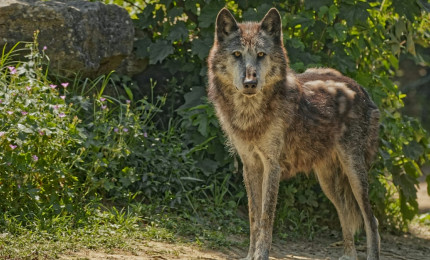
[0,0,134,78]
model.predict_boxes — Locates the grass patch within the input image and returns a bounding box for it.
[0,201,248,259]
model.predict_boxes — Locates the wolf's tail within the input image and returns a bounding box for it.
[364,108,380,169]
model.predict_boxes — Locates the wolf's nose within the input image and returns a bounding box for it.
[243,78,258,89]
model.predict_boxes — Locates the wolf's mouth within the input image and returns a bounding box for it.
[242,89,258,96]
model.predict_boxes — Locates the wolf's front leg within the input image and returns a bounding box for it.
[241,157,264,260]
[254,160,281,260]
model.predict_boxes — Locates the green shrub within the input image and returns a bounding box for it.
[0,37,220,227]
[0,39,85,218]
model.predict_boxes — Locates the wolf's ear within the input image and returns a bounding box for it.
[215,8,239,42]
[260,8,282,43]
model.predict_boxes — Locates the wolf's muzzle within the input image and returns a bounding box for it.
[243,78,258,95]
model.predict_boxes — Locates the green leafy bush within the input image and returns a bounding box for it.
[0,37,217,226]
[0,39,85,217]
[115,0,430,230]
[75,92,207,206]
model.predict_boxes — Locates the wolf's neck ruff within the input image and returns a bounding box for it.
[209,71,293,141]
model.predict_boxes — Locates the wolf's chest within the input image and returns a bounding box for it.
[230,93,267,129]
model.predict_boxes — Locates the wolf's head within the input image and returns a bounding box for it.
[208,8,288,96]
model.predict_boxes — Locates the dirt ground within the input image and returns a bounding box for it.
[61,180,430,260]
[60,230,430,260]
[60,227,430,260]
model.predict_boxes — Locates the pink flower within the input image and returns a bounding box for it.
[32,155,38,162]
[7,111,13,115]
[21,111,28,115]
[100,97,106,102]
[58,113,66,118]
[43,46,47,51]
[114,128,119,133]
[123,128,129,132]
[50,84,57,89]
[101,105,107,110]
[38,130,45,136]
[126,100,131,104]
[61,82,69,88]
[0,131,5,137]
[144,132,148,138]
[7,66,17,75]
[26,86,31,91]
[54,105,59,110]
[60,95,66,100]
[9,144,17,150]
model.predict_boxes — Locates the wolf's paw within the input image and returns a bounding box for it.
[338,255,357,260]
[239,252,254,260]
[253,250,269,260]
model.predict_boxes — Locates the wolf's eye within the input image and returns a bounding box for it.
[257,52,266,57]
[233,51,241,58]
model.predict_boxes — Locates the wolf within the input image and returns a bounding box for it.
[207,8,381,260]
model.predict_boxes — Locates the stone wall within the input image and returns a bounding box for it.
[0,0,134,78]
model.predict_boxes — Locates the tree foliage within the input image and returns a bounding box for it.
[108,0,430,230]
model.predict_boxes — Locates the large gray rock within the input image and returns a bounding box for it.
[0,0,134,78]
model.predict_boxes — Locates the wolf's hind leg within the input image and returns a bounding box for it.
[339,154,380,260]
[315,159,362,260]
